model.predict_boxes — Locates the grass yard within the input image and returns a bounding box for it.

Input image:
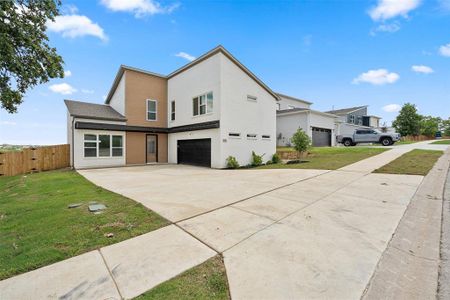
[136,255,229,300]
[0,169,169,280]
[261,147,389,170]
[374,149,443,176]
[431,140,450,145]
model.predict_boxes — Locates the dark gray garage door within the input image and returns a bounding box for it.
[177,139,211,167]
[312,127,331,147]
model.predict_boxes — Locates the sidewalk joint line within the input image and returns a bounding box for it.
[98,249,124,300]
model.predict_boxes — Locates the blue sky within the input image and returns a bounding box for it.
[1,0,449,145]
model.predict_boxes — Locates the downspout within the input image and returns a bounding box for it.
[71,117,75,169]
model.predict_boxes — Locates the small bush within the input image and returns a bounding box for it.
[266,160,273,165]
[226,156,240,169]
[291,128,311,156]
[271,153,281,164]
[251,151,263,167]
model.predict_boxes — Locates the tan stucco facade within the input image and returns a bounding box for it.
[125,70,168,127]
[124,70,168,164]
[126,132,168,164]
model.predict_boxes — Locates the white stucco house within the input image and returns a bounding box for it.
[276,94,337,147]
[325,106,382,136]
[65,45,278,169]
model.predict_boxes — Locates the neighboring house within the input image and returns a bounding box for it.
[65,45,278,169]
[276,94,337,147]
[325,106,381,135]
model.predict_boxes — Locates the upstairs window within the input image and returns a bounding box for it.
[247,95,257,102]
[171,100,175,121]
[193,92,213,116]
[348,114,355,124]
[147,99,157,121]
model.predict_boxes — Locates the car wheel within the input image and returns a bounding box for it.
[351,142,357,146]
[381,138,392,146]
[343,139,352,147]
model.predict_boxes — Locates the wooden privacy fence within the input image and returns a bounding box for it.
[0,144,70,177]
[401,135,450,141]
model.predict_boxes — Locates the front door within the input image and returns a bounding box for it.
[146,135,157,163]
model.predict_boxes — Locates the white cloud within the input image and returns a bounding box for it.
[101,0,179,17]
[81,89,95,94]
[439,0,450,11]
[64,70,72,77]
[382,104,401,113]
[61,4,79,14]
[352,69,399,85]
[47,15,108,41]
[175,52,196,62]
[49,83,77,95]
[369,0,421,21]
[371,22,401,35]
[411,65,433,74]
[439,43,450,57]
[0,121,17,126]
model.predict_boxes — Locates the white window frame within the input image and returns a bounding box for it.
[247,95,257,102]
[170,100,175,121]
[146,99,157,121]
[83,134,124,158]
[247,133,257,140]
[228,132,241,139]
[349,114,355,124]
[193,91,213,117]
[111,135,123,157]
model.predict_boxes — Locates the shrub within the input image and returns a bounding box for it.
[266,160,273,165]
[291,128,311,156]
[251,151,263,167]
[226,156,240,169]
[271,153,281,164]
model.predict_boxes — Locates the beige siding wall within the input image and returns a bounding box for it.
[125,70,167,127]
[126,132,168,164]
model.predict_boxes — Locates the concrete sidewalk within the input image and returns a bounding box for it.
[1,141,448,300]
[0,225,216,300]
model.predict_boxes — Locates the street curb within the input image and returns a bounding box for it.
[362,148,450,300]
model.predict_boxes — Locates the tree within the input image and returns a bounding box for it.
[392,103,422,136]
[420,116,441,137]
[291,128,311,157]
[0,0,64,113]
[442,118,450,137]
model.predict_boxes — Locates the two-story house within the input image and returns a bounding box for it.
[276,94,337,147]
[65,46,278,169]
[325,106,381,135]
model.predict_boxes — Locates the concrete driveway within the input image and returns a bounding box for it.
[77,146,431,299]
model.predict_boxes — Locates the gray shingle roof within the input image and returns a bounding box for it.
[64,100,126,121]
[276,108,310,114]
[324,105,367,115]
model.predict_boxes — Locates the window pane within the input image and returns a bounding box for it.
[148,112,156,120]
[112,148,123,157]
[207,92,213,113]
[171,101,175,112]
[171,112,175,121]
[148,100,156,112]
[99,135,110,157]
[84,142,96,148]
[112,136,122,147]
[84,134,96,141]
[199,95,205,105]
[193,97,199,115]
[200,105,206,115]
[84,148,96,157]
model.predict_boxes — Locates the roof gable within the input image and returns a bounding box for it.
[65,99,126,121]
[325,105,367,116]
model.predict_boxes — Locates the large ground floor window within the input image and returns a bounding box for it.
[83,134,123,158]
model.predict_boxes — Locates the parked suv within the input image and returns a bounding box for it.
[337,129,401,146]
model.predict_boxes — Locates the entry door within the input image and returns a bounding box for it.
[146,135,158,163]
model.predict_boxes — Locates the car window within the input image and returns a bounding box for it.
[356,130,364,134]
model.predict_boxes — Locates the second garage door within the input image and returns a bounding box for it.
[312,127,331,147]
[177,139,211,167]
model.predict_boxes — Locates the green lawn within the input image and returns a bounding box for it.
[374,149,443,176]
[262,147,389,170]
[431,140,450,145]
[0,170,169,280]
[136,256,229,300]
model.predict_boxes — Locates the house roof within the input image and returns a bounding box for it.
[64,99,127,121]
[324,105,368,115]
[277,108,337,118]
[105,45,280,104]
[276,93,313,105]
